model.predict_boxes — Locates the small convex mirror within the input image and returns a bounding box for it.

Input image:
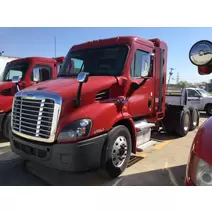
[33,68,40,82]
[12,76,21,83]
[77,72,89,83]
[189,40,212,66]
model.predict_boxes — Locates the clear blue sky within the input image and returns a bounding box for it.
[1,27,212,83]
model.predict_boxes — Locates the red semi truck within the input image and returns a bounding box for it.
[9,36,199,178]
[0,56,64,140]
[185,40,212,186]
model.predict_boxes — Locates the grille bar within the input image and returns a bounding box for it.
[15,99,54,105]
[13,115,52,124]
[13,119,50,128]
[13,111,52,119]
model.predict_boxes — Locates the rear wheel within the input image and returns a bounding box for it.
[3,113,12,141]
[176,109,191,137]
[101,125,132,179]
[206,104,212,116]
[189,108,199,131]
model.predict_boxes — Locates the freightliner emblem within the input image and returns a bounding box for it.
[23,94,36,100]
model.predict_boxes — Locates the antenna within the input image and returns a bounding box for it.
[54,36,56,57]
[176,72,179,84]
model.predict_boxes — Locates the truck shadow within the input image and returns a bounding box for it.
[0,150,186,186]
[199,112,209,119]
[104,164,187,186]
[0,154,49,186]
[151,131,179,142]
[24,161,186,186]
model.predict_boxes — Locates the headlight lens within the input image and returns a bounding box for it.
[57,119,92,142]
[190,154,212,186]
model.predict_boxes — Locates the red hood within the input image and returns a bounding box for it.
[0,81,15,91]
[27,76,117,100]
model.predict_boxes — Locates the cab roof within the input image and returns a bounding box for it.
[9,56,64,64]
[71,36,157,51]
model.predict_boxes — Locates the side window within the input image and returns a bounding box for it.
[57,64,62,74]
[130,50,152,78]
[188,89,200,97]
[71,59,84,74]
[62,58,84,75]
[31,65,52,82]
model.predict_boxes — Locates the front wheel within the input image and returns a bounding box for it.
[102,125,132,179]
[206,104,212,116]
[3,113,12,141]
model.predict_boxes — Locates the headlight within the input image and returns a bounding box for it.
[190,154,212,186]
[57,119,92,142]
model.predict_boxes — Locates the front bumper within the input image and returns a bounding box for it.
[0,113,6,131]
[10,133,107,172]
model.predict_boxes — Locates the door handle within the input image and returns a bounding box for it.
[148,97,152,108]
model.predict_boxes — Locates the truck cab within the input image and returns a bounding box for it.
[0,56,64,140]
[9,36,199,179]
[185,40,212,186]
[166,87,212,115]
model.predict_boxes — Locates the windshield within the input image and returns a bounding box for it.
[58,45,129,77]
[197,89,210,97]
[3,62,29,82]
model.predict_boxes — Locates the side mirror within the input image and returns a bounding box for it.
[12,76,21,84]
[189,40,212,66]
[33,68,40,82]
[141,60,153,78]
[12,76,21,91]
[77,72,89,83]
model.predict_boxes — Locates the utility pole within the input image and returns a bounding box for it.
[54,36,56,57]
[0,51,4,56]
[176,72,179,84]
[168,68,175,85]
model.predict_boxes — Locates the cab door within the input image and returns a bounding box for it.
[127,46,154,117]
[187,89,202,110]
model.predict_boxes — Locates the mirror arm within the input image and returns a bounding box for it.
[131,78,148,91]
[16,84,20,91]
[138,77,148,88]
[74,83,83,108]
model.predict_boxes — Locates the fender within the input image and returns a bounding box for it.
[0,95,14,113]
[193,117,212,165]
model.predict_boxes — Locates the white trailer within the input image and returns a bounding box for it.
[0,56,19,81]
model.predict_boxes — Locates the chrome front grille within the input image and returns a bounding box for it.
[11,90,62,143]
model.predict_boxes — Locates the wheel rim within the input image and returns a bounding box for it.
[208,107,212,115]
[193,111,197,126]
[112,136,128,168]
[184,113,190,131]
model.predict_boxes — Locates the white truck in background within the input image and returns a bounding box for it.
[0,55,19,81]
[166,87,212,116]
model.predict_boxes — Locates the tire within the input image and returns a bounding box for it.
[3,113,12,141]
[205,104,212,116]
[101,125,132,179]
[176,109,191,137]
[189,108,199,131]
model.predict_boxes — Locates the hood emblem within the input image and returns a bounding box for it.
[24,94,36,100]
